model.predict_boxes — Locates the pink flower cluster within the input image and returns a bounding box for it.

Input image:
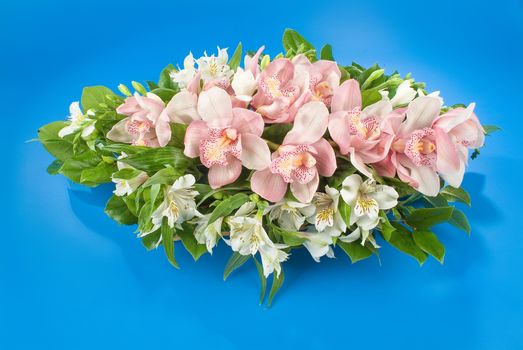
[107,50,485,202]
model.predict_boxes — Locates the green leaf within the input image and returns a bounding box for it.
[112,168,142,180]
[361,69,385,90]
[104,195,137,225]
[423,196,471,234]
[168,123,187,148]
[268,269,285,306]
[149,88,177,102]
[177,224,208,261]
[47,159,63,175]
[406,207,454,230]
[80,161,116,185]
[38,121,74,161]
[119,147,194,174]
[338,241,373,263]
[270,224,307,246]
[142,167,182,187]
[262,124,293,145]
[158,64,178,90]
[388,223,428,265]
[253,257,267,305]
[146,81,159,91]
[81,86,118,111]
[208,193,249,225]
[282,28,314,55]
[412,230,445,263]
[383,177,416,198]
[378,211,396,241]
[141,229,161,250]
[102,143,149,155]
[448,208,471,235]
[320,44,334,60]
[228,42,242,70]
[338,200,351,227]
[483,124,501,135]
[223,252,250,280]
[59,151,101,185]
[361,89,382,108]
[441,186,471,206]
[161,218,179,268]
[327,161,356,188]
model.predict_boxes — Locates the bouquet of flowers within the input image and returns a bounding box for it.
[38,29,497,305]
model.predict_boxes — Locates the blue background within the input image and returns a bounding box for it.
[1,0,522,349]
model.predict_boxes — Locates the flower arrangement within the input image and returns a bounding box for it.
[38,29,497,305]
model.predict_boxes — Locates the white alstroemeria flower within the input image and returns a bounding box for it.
[226,203,288,277]
[112,153,149,197]
[266,200,315,231]
[141,175,200,236]
[308,186,347,237]
[339,226,380,249]
[302,230,335,262]
[194,214,223,254]
[340,174,399,230]
[170,52,196,89]
[58,102,96,138]
[196,47,233,84]
[380,80,417,107]
[231,67,257,102]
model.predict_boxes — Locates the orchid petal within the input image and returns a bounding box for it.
[183,120,209,158]
[251,169,288,202]
[434,127,460,175]
[197,87,233,128]
[155,110,172,147]
[231,108,264,136]
[107,118,133,143]
[311,138,336,177]
[290,172,319,203]
[328,111,352,155]
[240,134,271,170]
[283,102,329,145]
[400,96,442,135]
[331,79,361,113]
[165,90,200,124]
[208,157,242,189]
[433,103,475,133]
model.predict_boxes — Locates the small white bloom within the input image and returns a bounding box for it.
[339,226,380,249]
[227,204,288,277]
[142,175,200,236]
[170,52,196,89]
[266,200,315,231]
[196,47,233,84]
[388,80,417,107]
[231,67,257,102]
[340,174,399,231]
[58,101,96,138]
[301,230,335,262]
[112,153,149,197]
[194,214,223,254]
[308,186,347,237]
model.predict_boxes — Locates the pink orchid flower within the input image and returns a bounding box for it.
[374,96,462,196]
[327,79,395,177]
[251,58,310,123]
[432,103,485,187]
[292,54,341,107]
[107,92,171,147]
[183,87,271,189]
[164,89,201,125]
[251,101,337,203]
